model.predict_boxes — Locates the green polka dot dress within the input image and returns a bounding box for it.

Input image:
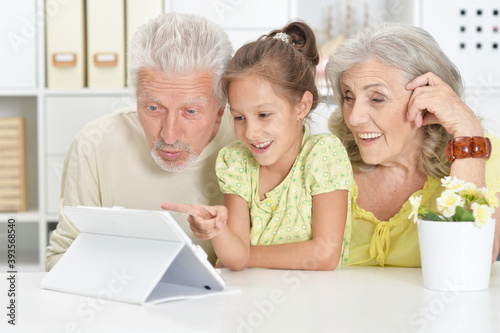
[216,131,352,261]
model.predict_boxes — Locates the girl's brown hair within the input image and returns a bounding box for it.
[222,21,319,112]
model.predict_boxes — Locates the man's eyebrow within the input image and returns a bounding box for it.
[140,93,162,104]
[182,97,208,105]
[140,94,208,106]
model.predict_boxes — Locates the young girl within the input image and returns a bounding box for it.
[163,21,352,270]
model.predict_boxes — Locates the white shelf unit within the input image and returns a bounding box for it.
[0,0,297,271]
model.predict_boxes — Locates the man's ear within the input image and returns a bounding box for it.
[296,91,313,121]
[216,105,226,123]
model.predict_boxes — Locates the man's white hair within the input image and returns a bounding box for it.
[127,12,233,107]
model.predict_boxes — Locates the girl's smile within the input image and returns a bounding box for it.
[227,74,306,172]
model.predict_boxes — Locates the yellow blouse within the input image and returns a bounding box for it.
[344,135,500,267]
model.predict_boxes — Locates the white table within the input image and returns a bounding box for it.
[1,264,500,333]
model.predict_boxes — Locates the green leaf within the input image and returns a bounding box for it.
[419,212,447,221]
[453,206,474,221]
[475,197,487,205]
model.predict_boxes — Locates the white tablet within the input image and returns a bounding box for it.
[41,206,230,305]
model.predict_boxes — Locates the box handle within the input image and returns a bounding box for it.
[93,53,118,67]
[52,53,77,67]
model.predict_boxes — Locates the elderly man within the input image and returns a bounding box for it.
[45,12,234,271]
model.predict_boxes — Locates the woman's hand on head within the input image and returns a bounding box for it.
[161,202,228,240]
[405,72,483,137]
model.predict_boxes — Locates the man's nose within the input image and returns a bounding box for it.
[160,113,181,145]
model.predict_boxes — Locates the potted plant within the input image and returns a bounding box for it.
[409,176,499,291]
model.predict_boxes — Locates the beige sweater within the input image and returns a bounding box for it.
[46,108,234,271]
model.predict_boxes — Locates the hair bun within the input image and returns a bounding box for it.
[276,21,319,67]
[223,20,320,113]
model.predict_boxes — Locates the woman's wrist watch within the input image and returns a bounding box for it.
[446,136,492,163]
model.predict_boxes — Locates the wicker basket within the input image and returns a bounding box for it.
[0,117,27,211]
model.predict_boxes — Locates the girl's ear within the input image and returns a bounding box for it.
[296,91,313,121]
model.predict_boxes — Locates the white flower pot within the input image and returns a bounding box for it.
[417,219,495,291]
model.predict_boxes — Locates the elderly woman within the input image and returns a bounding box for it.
[326,22,500,267]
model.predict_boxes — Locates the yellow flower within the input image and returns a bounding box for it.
[460,182,481,198]
[441,176,465,191]
[472,202,493,226]
[483,188,500,208]
[409,195,422,223]
[437,190,464,217]
[420,176,498,223]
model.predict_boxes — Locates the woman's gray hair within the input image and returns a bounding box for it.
[127,12,233,107]
[326,22,466,178]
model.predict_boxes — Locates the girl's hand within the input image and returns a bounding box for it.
[161,203,228,240]
[406,72,483,137]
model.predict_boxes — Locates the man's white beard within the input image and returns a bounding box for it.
[150,140,199,172]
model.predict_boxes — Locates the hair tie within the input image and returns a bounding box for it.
[273,32,290,44]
